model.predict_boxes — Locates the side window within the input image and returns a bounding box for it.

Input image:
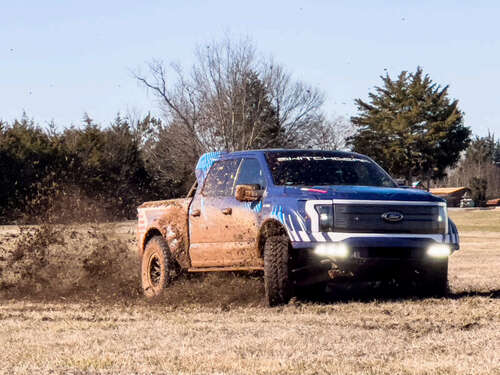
[202,159,241,197]
[235,158,266,189]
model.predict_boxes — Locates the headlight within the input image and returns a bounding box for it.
[315,204,334,232]
[437,206,448,233]
[427,244,451,258]
[314,242,349,258]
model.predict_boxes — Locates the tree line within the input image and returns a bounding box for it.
[1,37,499,223]
[0,114,161,223]
[1,38,351,224]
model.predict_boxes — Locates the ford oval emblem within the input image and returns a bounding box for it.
[381,211,404,223]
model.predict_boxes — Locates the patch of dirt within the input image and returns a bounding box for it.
[152,271,264,308]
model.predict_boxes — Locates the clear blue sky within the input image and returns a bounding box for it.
[1,0,499,136]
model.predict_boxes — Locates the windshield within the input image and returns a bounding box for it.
[265,151,397,188]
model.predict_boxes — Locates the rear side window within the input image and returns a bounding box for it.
[235,158,266,189]
[202,159,241,197]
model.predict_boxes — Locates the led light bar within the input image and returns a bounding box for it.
[314,242,349,258]
[427,244,451,258]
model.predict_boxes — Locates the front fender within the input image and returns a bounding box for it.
[449,218,460,251]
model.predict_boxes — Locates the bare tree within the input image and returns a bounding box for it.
[261,63,324,148]
[190,37,269,151]
[134,36,352,194]
[134,60,204,155]
[306,116,355,150]
[443,134,500,198]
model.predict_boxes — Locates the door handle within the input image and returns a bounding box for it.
[191,209,201,217]
[221,207,232,215]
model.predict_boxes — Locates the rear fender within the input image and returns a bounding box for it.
[137,199,191,268]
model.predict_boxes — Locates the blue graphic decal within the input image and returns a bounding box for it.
[270,205,286,224]
[244,200,263,212]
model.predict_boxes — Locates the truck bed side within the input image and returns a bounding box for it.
[137,198,192,268]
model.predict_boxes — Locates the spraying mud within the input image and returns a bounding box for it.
[0,223,140,298]
[0,221,264,307]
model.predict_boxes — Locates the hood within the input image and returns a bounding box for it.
[282,185,444,203]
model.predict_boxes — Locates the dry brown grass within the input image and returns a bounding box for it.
[0,210,499,375]
[449,207,500,232]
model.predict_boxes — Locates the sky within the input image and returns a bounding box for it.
[1,0,499,136]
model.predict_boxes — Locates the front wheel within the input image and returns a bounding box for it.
[264,235,293,306]
[141,235,173,298]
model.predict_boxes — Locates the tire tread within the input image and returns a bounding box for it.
[264,235,292,306]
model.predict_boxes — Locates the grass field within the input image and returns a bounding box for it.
[0,210,499,374]
[449,208,500,232]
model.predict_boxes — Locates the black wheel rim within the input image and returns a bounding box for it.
[149,255,161,286]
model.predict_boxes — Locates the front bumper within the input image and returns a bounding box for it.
[290,236,454,286]
[292,233,459,251]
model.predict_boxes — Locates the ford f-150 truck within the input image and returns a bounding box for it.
[137,149,460,306]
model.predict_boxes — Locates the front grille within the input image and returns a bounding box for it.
[334,204,442,234]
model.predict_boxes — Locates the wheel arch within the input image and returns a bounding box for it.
[140,227,163,258]
[257,219,289,258]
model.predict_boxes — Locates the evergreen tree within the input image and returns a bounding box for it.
[0,116,65,220]
[349,67,471,185]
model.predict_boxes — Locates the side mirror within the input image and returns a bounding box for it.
[235,184,263,202]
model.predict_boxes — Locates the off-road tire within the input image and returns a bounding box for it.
[419,259,449,296]
[141,235,173,298]
[264,235,293,306]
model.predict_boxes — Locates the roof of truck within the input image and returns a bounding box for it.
[223,148,354,153]
[218,149,363,157]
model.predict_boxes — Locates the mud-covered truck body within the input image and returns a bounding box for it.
[137,149,460,305]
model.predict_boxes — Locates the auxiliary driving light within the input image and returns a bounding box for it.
[426,244,451,258]
[314,242,350,258]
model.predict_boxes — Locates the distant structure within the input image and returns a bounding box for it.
[486,198,500,207]
[430,187,471,207]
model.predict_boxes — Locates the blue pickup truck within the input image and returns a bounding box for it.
[137,149,460,306]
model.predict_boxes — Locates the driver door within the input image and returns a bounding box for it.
[225,157,267,266]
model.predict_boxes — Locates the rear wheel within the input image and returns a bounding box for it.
[264,235,293,306]
[141,236,173,298]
